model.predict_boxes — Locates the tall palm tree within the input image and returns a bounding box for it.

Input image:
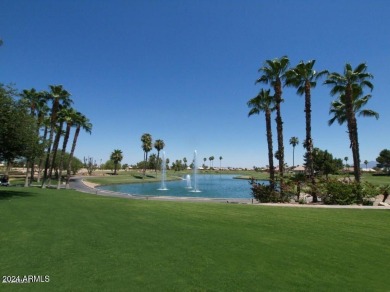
[324,63,374,183]
[344,156,349,170]
[209,156,215,168]
[289,137,299,168]
[256,56,290,196]
[111,149,123,175]
[329,85,379,176]
[141,133,152,177]
[65,113,92,189]
[219,156,223,170]
[364,160,369,170]
[154,139,165,172]
[285,60,327,202]
[42,85,72,188]
[247,88,276,190]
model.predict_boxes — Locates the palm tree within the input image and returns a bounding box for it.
[141,133,152,177]
[285,60,327,202]
[209,156,215,168]
[256,56,290,196]
[289,137,299,168]
[65,113,92,189]
[247,88,276,190]
[219,156,223,170]
[203,158,207,168]
[344,157,349,172]
[42,85,72,188]
[111,149,123,175]
[154,139,165,172]
[364,160,369,170]
[324,63,374,183]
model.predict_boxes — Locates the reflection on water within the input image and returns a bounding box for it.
[98,174,267,199]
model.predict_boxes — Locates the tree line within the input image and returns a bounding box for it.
[248,56,379,202]
[0,83,92,188]
[106,133,224,174]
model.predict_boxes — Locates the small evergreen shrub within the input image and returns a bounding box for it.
[319,179,379,205]
[249,178,289,203]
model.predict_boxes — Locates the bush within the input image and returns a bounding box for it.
[319,179,379,205]
[249,178,289,203]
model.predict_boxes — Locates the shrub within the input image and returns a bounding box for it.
[319,179,379,205]
[249,178,290,203]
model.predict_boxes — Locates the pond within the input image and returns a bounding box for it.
[98,174,266,199]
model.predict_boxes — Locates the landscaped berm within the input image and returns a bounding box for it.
[1,187,390,291]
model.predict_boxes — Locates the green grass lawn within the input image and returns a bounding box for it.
[1,187,390,291]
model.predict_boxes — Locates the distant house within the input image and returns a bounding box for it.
[292,165,306,173]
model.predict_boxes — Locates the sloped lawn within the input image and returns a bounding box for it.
[1,187,389,291]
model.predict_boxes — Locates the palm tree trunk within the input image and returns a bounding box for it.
[65,126,80,189]
[352,117,361,182]
[304,80,317,202]
[265,109,275,190]
[345,85,361,183]
[57,123,71,189]
[24,159,30,187]
[47,121,64,185]
[42,127,55,188]
[274,79,285,198]
[29,159,35,185]
[37,124,49,183]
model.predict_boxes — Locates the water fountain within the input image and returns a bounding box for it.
[158,151,168,191]
[191,150,201,192]
[185,174,192,189]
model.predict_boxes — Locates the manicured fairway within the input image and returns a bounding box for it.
[1,187,389,291]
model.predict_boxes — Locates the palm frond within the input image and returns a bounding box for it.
[354,63,367,73]
[358,109,379,120]
[360,80,374,91]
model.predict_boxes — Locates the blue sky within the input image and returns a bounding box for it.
[1,0,389,168]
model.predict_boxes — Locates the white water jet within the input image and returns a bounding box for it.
[191,150,201,192]
[158,151,168,191]
[185,174,192,189]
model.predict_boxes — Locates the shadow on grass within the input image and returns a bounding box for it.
[0,188,34,200]
[132,174,157,180]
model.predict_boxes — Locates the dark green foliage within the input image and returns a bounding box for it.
[103,159,119,172]
[249,177,289,202]
[319,179,378,205]
[0,84,38,163]
[171,159,185,171]
[305,147,343,178]
[285,173,307,201]
[51,153,83,175]
[376,149,390,173]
